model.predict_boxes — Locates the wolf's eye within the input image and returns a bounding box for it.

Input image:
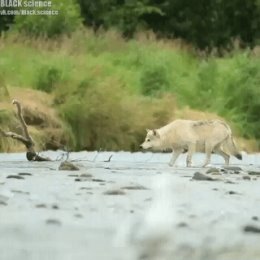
[147,139,150,142]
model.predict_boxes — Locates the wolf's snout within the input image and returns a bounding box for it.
[140,144,143,149]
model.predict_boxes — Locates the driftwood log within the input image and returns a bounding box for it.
[0,100,51,161]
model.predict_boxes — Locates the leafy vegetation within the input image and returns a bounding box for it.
[0,30,259,151]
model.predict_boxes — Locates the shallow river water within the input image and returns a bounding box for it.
[0,151,260,260]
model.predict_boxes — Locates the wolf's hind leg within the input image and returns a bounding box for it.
[213,145,230,165]
[202,143,213,167]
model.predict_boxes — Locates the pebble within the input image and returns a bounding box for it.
[80,173,92,178]
[227,190,240,195]
[248,171,260,176]
[59,161,79,171]
[11,190,30,195]
[52,204,59,210]
[0,201,7,206]
[192,172,217,181]
[242,176,251,180]
[223,166,242,171]
[243,225,260,234]
[211,172,222,176]
[74,213,83,218]
[92,178,106,182]
[6,175,24,180]
[103,189,126,195]
[206,167,220,174]
[75,178,90,182]
[35,204,47,208]
[177,222,189,228]
[18,173,32,176]
[46,219,62,226]
[225,180,237,184]
[121,185,148,190]
[252,216,259,221]
[80,187,92,190]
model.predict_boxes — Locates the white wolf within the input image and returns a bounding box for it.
[140,119,242,167]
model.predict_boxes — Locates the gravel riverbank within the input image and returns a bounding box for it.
[0,151,260,260]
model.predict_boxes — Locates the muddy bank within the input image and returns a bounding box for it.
[0,151,260,260]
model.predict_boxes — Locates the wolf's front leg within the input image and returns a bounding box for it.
[169,149,181,166]
[186,143,196,167]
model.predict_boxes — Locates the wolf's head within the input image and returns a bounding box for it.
[140,129,161,150]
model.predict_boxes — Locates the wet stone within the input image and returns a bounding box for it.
[18,172,32,176]
[6,175,24,180]
[35,204,47,208]
[11,190,30,195]
[121,185,148,190]
[243,225,260,234]
[220,169,228,173]
[103,189,126,195]
[46,219,62,226]
[192,172,217,181]
[252,216,259,221]
[75,178,90,182]
[224,166,242,171]
[206,167,220,174]
[52,204,59,210]
[92,178,106,182]
[248,171,260,176]
[225,180,237,184]
[74,213,83,218]
[242,176,251,180]
[211,172,222,176]
[0,201,7,206]
[80,173,92,178]
[177,222,189,228]
[59,161,79,171]
[80,187,92,190]
[227,190,240,195]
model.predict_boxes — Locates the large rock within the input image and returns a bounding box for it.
[59,161,79,171]
[192,172,218,181]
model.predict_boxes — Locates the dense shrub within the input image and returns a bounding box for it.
[140,64,170,96]
[0,31,259,151]
[35,66,62,93]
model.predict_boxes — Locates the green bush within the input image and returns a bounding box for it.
[35,66,61,93]
[13,0,82,37]
[140,64,170,96]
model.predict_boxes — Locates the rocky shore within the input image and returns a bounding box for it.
[0,151,260,260]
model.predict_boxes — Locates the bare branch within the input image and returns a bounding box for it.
[0,100,51,161]
[0,129,31,148]
[12,99,33,144]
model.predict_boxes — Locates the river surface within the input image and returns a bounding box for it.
[0,151,260,260]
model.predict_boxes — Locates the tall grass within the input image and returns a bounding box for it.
[0,30,259,151]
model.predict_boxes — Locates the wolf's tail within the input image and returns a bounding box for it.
[226,135,242,160]
[218,120,242,160]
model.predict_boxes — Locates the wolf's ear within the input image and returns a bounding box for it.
[146,129,151,133]
[152,129,160,137]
